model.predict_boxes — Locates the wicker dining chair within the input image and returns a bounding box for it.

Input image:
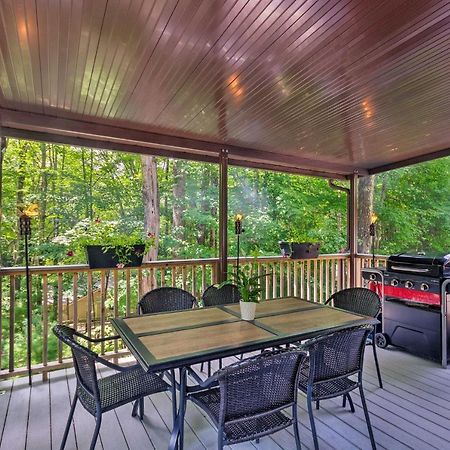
[201,284,242,375]
[202,283,241,307]
[138,286,197,314]
[298,326,376,450]
[325,287,383,388]
[53,324,171,450]
[188,348,305,450]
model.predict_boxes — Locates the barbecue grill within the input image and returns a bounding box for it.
[363,251,450,368]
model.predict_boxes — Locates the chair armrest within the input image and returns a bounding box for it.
[186,372,220,394]
[96,356,139,372]
[86,334,120,343]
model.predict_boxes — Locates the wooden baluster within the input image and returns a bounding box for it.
[150,267,155,290]
[58,273,63,361]
[306,261,311,301]
[160,267,165,287]
[300,261,305,299]
[265,263,270,300]
[87,272,93,344]
[293,261,298,297]
[319,259,324,303]
[286,261,292,297]
[126,269,131,316]
[8,275,15,372]
[42,275,48,382]
[272,263,277,299]
[201,265,206,294]
[280,261,285,298]
[325,259,330,300]
[100,271,107,354]
[172,266,176,287]
[313,259,318,303]
[182,266,187,291]
[191,265,196,297]
[137,268,143,304]
[113,269,119,356]
[73,273,78,330]
[257,262,263,300]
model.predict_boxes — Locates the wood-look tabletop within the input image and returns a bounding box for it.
[111,297,377,372]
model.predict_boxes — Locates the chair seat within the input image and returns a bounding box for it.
[78,365,169,414]
[298,359,358,400]
[190,387,292,444]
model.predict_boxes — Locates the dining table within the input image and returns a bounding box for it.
[111,296,378,450]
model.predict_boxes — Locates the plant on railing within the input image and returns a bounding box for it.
[53,218,155,268]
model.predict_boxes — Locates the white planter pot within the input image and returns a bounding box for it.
[240,301,256,321]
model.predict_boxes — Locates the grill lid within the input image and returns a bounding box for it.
[387,251,450,277]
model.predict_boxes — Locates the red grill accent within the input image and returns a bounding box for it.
[383,285,440,306]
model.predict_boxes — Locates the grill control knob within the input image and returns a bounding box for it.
[405,280,414,289]
[391,279,399,287]
[421,283,429,291]
[369,274,377,281]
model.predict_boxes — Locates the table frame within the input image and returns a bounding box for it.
[111,297,377,450]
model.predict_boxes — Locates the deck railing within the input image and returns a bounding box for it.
[0,253,385,380]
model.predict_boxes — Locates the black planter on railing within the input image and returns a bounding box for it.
[85,245,146,269]
[279,242,320,259]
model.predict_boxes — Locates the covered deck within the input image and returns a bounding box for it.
[2,348,450,450]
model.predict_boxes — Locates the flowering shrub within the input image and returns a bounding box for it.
[53,218,155,266]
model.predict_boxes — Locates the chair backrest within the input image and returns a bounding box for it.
[216,349,304,425]
[202,284,241,307]
[302,326,372,384]
[53,325,100,399]
[138,287,197,314]
[327,287,381,318]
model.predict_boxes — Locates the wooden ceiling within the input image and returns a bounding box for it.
[0,0,449,179]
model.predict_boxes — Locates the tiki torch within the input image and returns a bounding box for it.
[234,214,244,277]
[19,203,38,386]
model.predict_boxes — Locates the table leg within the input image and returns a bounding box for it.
[168,367,187,450]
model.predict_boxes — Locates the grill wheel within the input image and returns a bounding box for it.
[375,333,389,349]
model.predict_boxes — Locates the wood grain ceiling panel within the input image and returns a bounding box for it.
[0,0,449,177]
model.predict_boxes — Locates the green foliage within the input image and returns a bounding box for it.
[220,269,269,303]
[53,218,155,265]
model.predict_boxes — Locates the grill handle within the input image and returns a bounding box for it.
[389,265,431,273]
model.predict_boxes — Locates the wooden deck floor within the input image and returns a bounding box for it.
[1,348,450,450]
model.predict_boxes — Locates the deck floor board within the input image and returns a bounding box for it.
[1,348,450,449]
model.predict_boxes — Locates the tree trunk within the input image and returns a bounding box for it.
[172,160,186,252]
[39,142,48,242]
[14,143,28,265]
[141,155,159,261]
[357,175,376,254]
[0,137,8,265]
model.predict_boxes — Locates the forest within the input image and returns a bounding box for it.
[1,138,450,369]
[1,138,450,268]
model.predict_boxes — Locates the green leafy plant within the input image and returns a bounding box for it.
[220,269,270,303]
[53,218,155,266]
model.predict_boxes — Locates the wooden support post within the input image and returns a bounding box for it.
[349,172,358,286]
[218,149,228,283]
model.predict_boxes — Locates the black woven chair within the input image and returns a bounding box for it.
[201,284,241,375]
[325,287,383,388]
[202,283,241,307]
[298,326,376,450]
[53,324,171,450]
[138,286,197,314]
[188,349,305,450]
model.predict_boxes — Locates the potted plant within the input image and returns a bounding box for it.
[279,230,320,259]
[220,270,268,320]
[54,218,155,269]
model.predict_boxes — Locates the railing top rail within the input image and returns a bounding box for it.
[0,253,352,276]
